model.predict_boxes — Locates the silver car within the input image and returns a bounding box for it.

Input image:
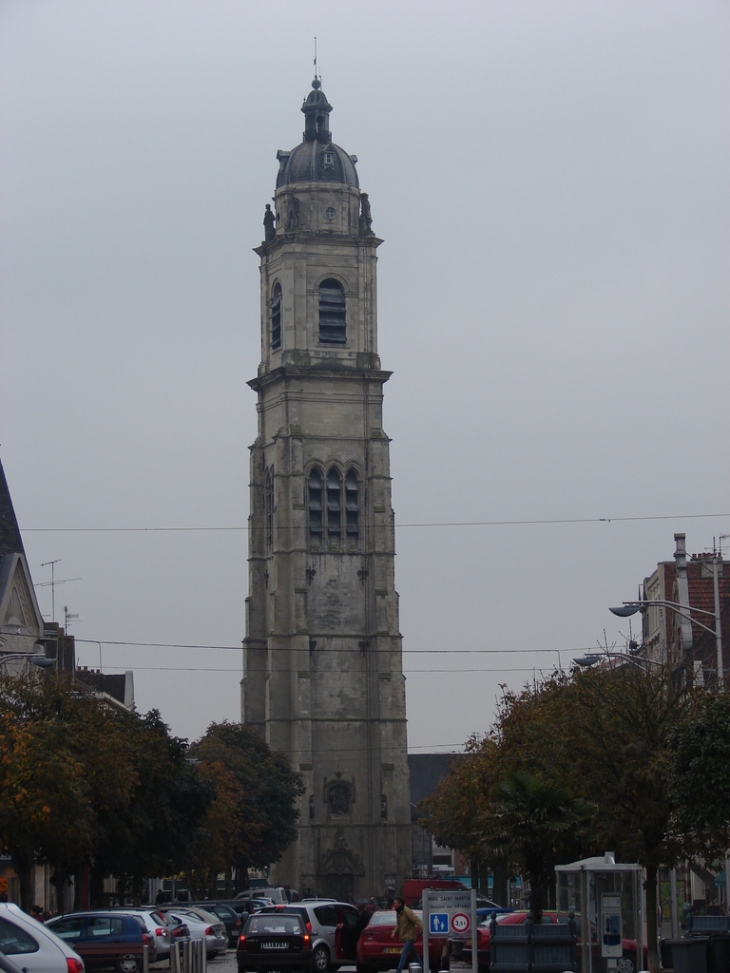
[259,902,358,973]
[162,909,227,958]
[0,903,85,973]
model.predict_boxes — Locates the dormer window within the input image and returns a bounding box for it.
[322,150,335,169]
[270,283,282,350]
[319,279,346,344]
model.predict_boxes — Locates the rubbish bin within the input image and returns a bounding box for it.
[666,936,710,973]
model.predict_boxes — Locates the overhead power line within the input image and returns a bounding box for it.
[74,638,609,655]
[88,664,567,674]
[22,510,730,533]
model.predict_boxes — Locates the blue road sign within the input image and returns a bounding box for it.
[429,913,449,935]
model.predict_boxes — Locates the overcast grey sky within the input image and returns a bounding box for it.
[2,0,728,751]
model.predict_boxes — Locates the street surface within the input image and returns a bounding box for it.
[206,950,472,973]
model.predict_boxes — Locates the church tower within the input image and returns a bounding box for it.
[242,80,411,899]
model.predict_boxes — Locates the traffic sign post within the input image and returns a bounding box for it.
[423,888,477,973]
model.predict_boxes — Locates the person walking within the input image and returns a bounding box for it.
[391,897,423,973]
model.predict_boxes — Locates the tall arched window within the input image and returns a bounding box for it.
[265,469,274,554]
[308,468,323,537]
[326,468,342,539]
[345,468,359,538]
[270,283,282,350]
[319,279,346,344]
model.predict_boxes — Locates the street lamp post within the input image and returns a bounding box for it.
[610,573,727,926]
[609,597,723,687]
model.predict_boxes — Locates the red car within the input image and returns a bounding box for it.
[462,910,645,973]
[354,911,445,973]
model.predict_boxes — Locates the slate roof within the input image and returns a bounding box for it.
[0,458,24,557]
[408,752,464,806]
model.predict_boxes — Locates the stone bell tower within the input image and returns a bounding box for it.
[242,79,411,899]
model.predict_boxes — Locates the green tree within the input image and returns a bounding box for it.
[670,690,730,852]
[190,722,303,891]
[90,709,213,904]
[482,769,592,922]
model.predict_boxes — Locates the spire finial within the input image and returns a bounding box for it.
[313,37,319,84]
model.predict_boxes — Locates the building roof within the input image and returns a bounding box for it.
[408,752,464,805]
[276,80,359,189]
[0,459,24,557]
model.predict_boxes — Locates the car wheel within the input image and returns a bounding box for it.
[616,954,635,973]
[311,944,330,973]
[116,955,140,973]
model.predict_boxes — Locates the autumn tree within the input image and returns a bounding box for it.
[493,663,698,973]
[418,738,514,902]
[0,674,213,908]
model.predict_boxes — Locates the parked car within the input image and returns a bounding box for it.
[46,913,149,973]
[188,902,241,947]
[107,909,181,962]
[237,911,312,973]
[0,951,24,973]
[461,910,646,973]
[0,903,85,973]
[258,902,359,973]
[355,910,444,973]
[236,888,299,906]
[234,898,275,914]
[159,909,227,958]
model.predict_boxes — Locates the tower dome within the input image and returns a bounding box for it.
[275,80,359,189]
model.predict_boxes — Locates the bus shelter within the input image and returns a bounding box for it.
[555,853,644,973]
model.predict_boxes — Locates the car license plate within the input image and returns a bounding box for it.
[262,942,288,949]
[385,947,402,954]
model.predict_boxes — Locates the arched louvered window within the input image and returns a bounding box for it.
[319,279,346,344]
[271,283,282,350]
[345,468,359,537]
[265,469,274,554]
[308,468,323,537]
[326,468,342,540]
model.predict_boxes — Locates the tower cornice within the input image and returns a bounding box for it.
[248,363,392,394]
[254,233,383,258]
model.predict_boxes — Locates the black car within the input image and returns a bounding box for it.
[237,912,313,973]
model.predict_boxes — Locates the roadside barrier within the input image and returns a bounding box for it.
[170,939,207,973]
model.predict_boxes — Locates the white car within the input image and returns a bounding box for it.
[0,903,85,973]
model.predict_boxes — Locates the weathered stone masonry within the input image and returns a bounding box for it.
[242,79,411,899]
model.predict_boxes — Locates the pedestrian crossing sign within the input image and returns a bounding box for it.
[429,913,449,935]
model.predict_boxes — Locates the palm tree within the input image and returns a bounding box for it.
[483,769,592,922]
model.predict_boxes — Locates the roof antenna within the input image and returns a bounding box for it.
[313,36,319,82]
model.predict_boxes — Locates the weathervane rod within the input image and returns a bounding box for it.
[314,36,318,80]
